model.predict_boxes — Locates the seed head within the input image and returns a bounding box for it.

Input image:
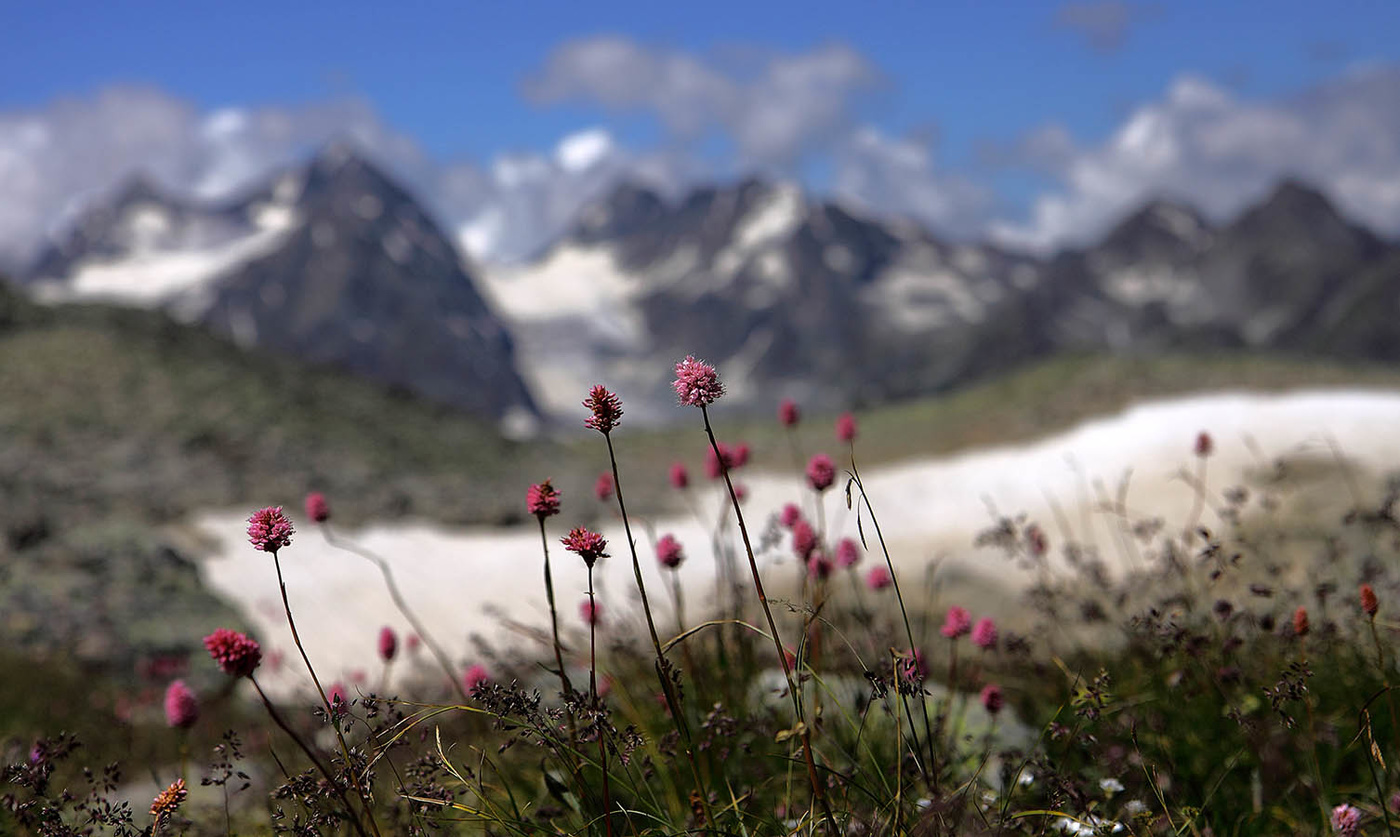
[656,534,685,569]
[203,629,262,678]
[304,492,330,524]
[562,526,609,567]
[583,384,624,434]
[527,479,561,519]
[247,506,294,553]
[163,680,199,729]
[378,626,398,662]
[150,778,187,820]
[673,355,724,407]
[806,453,836,492]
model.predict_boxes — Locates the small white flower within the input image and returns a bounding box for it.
[1100,777,1125,794]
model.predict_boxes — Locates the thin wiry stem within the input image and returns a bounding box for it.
[700,404,835,832]
[538,518,578,727]
[587,565,614,837]
[271,550,384,837]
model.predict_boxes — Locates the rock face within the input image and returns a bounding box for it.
[24,146,538,426]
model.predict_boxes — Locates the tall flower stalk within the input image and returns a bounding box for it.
[246,507,383,837]
[673,356,835,830]
[582,384,717,831]
[562,526,614,837]
[529,480,577,714]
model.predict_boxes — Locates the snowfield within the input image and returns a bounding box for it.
[195,389,1400,696]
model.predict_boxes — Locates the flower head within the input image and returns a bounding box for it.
[562,526,609,567]
[328,681,349,714]
[733,443,752,468]
[1331,803,1362,836]
[899,649,928,684]
[1361,583,1379,618]
[463,664,490,693]
[304,492,330,524]
[583,385,624,434]
[780,503,803,528]
[866,565,893,591]
[673,356,724,407]
[941,606,972,640]
[656,534,685,569]
[527,479,561,519]
[807,550,833,581]
[836,537,861,568]
[203,629,261,678]
[594,472,614,501]
[778,398,800,428]
[378,626,398,662]
[580,598,603,626]
[791,519,818,561]
[1195,430,1214,458]
[669,462,690,489]
[806,453,836,492]
[981,684,1005,715]
[163,680,199,729]
[972,617,998,651]
[836,412,858,443]
[705,442,738,480]
[247,506,294,553]
[1293,606,1310,638]
[150,778,187,820]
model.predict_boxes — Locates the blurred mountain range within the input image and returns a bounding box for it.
[13,146,1400,426]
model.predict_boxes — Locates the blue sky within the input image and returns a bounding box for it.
[3,1,1400,262]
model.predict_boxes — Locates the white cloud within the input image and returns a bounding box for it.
[1053,2,1160,54]
[523,37,881,167]
[832,128,994,236]
[991,66,1400,253]
[555,128,614,172]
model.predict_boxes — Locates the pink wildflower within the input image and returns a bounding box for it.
[836,537,861,568]
[1293,606,1310,638]
[1361,583,1379,618]
[526,479,561,519]
[836,412,858,442]
[807,550,834,581]
[791,519,818,561]
[246,506,294,553]
[406,633,422,654]
[163,680,198,729]
[1332,803,1362,836]
[580,598,603,627]
[328,681,348,712]
[778,399,800,428]
[669,462,690,489]
[1195,430,1213,457]
[732,443,751,468]
[561,527,609,568]
[941,606,972,640]
[733,482,749,502]
[378,626,398,662]
[866,565,893,590]
[705,442,738,479]
[972,617,998,651]
[582,385,623,434]
[594,471,614,501]
[656,534,685,569]
[203,629,262,678]
[806,453,836,492]
[672,355,724,407]
[463,664,490,693]
[981,684,1005,715]
[780,503,803,528]
[304,492,330,524]
[899,649,928,684]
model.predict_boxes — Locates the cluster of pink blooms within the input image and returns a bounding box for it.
[463,664,491,693]
[1293,606,1310,638]
[791,520,818,561]
[866,565,892,591]
[836,412,858,442]
[806,453,836,492]
[203,628,262,679]
[672,356,724,407]
[778,398,800,427]
[836,538,862,568]
[246,506,294,553]
[582,384,624,434]
[899,649,929,684]
[656,534,685,569]
[163,680,198,729]
[980,684,1005,715]
[562,526,609,567]
[594,472,614,501]
[1194,430,1214,458]
[526,479,561,519]
[304,492,330,523]
[705,440,750,480]
[378,626,398,662]
[580,599,603,626]
[940,607,1000,651]
[807,550,833,581]
[669,462,689,489]
[1331,803,1362,836]
[1361,583,1380,618]
[780,503,802,527]
[328,682,349,711]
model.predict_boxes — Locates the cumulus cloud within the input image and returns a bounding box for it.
[522,36,882,166]
[1053,2,1160,54]
[990,66,1400,253]
[832,128,994,237]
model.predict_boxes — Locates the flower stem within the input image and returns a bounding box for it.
[538,518,578,730]
[588,566,614,837]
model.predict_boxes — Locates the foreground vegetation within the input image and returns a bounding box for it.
[5,353,1400,836]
